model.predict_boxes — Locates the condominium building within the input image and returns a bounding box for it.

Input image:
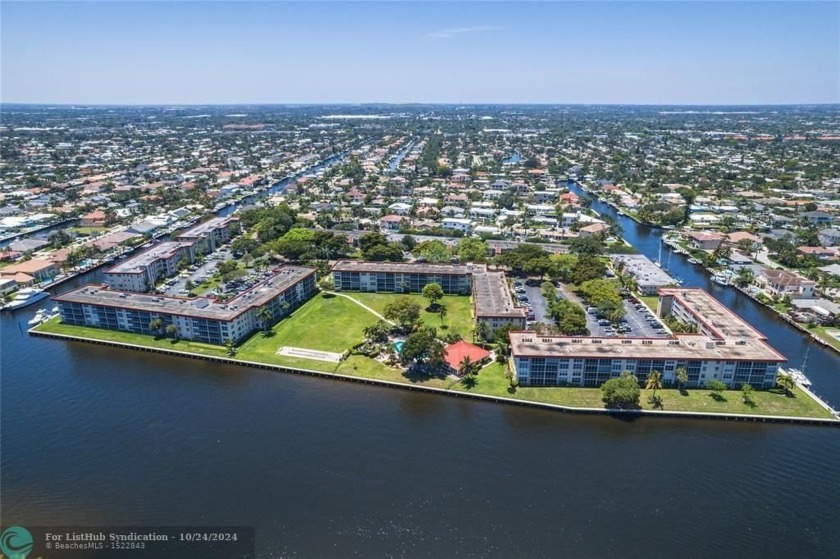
[472,269,526,337]
[331,260,472,295]
[331,260,527,338]
[510,288,785,388]
[175,216,240,254]
[611,254,677,295]
[103,242,196,293]
[55,266,317,345]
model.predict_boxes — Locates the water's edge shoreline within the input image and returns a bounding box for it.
[30,329,839,427]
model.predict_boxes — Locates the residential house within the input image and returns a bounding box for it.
[757,269,816,299]
[379,215,406,231]
[818,229,840,247]
[687,231,724,251]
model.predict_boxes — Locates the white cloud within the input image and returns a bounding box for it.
[428,25,499,40]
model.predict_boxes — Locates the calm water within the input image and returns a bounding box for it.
[2,191,840,557]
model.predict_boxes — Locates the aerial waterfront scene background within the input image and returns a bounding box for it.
[3,0,840,557]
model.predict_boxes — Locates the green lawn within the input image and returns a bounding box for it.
[811,327,840,352]
[237,293,379,359]
[35,317,229,358]
[454,362,833,418]
[342,292,475,338]
[639,296,660,311]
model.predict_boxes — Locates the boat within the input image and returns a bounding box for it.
[2,288,50,310]
[711,273,729,286]
[781,368,812,388]
[688,257,701,265]
[28,309,48,326]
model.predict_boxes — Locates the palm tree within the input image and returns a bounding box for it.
[458,356,476,378]
[646,369,663,399]
[735,267,755,288]
[438,305,447,324]
[256,306,273,333]
[776,371,796,396]
[224,337,236,356]
[675,366,689,390]
[165,324,178,339]
[148,317,164,336]
[475,321,490,342]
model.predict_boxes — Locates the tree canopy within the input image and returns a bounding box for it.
[601,372,641,409]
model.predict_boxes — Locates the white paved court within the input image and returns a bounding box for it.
[276,346,343,363]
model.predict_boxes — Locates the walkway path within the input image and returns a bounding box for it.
[328,292,395,325]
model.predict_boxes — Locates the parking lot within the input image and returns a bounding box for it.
[161,248,233,297]
[557,285,670,338]
[511,279,558,327]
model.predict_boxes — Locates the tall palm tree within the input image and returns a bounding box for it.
[675,366,689,390]
[438,305,447,324]
[475,321,490,342]
[256,306,273,333]
[458,356,476,378]
[646,369,663,399]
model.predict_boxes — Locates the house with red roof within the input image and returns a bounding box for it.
[443,340,491,374]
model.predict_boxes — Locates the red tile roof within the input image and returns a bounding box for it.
[443,340,490,372]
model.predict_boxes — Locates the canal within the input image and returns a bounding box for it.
[566,180,840,407]
[216,152,348,217]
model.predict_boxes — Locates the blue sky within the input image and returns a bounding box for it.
[2,1,838,104]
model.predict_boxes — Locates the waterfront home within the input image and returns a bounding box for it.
[789,298,840,323]
[687,231,725,251]
[0,258,59,283]
[579,222,610,238]
[443,340,490,374]
[80,210,108,227]
[509,288,785,389]
[757,269,816,299]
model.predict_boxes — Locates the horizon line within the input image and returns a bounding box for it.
[2,102,839,108]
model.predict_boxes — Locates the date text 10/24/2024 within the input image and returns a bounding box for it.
[1,526,255,559]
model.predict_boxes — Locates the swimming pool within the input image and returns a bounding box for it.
[393,340,404,353]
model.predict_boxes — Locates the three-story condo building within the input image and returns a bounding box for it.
[55,266,317,345]
[510,288,785,388]
[103,241,196,293]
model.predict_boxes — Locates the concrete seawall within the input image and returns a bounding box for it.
[30,329,840,428]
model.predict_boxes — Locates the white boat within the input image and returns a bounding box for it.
[780,367,812,388]
[711,273,729,286]
[2,288,50,310]
[28,310,48,326]
[688,257,701,265]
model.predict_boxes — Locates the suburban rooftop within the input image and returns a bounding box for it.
[105,241,192,275]
[176,215,238,238]
[331,260,480,275]
[472,270,527,319]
